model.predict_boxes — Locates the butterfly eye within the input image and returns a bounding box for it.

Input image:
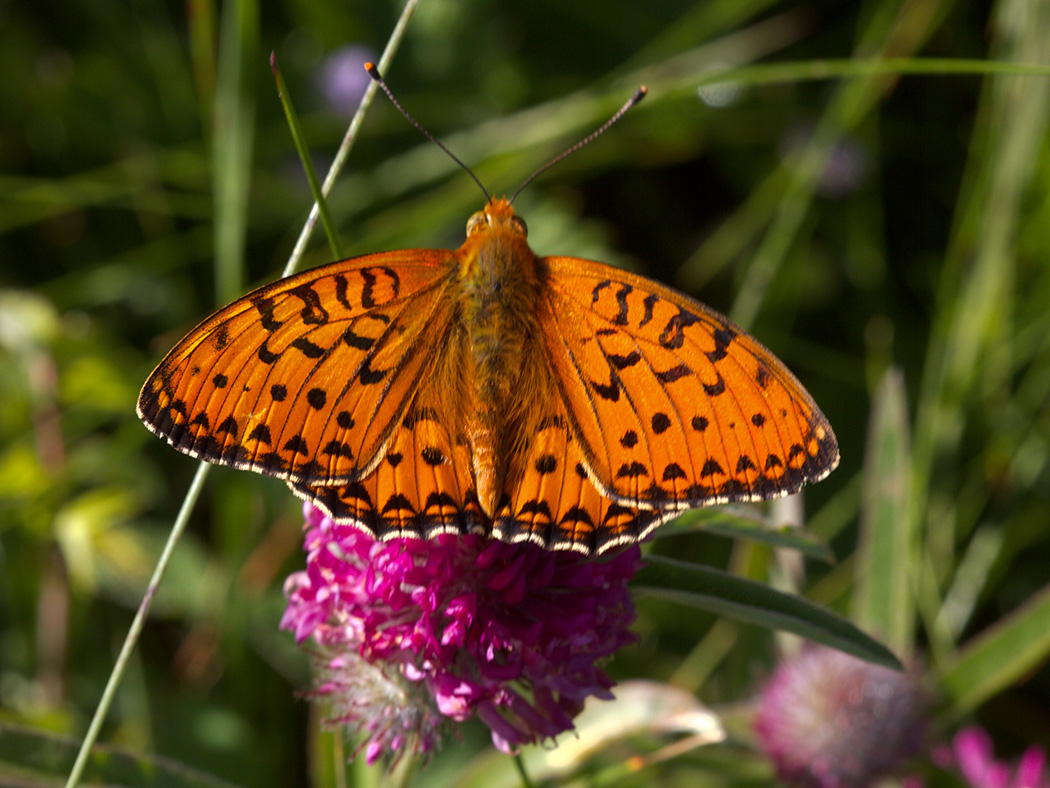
[466,211,489,236]
[512,215,528,237]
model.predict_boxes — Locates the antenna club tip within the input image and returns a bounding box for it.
[364,62,380,79]
[633,86,648,103]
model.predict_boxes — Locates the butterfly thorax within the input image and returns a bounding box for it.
[452,198,552,517]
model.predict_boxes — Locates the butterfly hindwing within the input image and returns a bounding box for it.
[539,256,839,509]
[493,408,667,554]
[295,400,664,555]
[288,407,487,541]
[137,250,457,485]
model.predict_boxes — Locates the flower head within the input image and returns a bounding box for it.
[281,503,641,762]
[754,645,928,788]
[317,44,376,115]
[933,727,1050,788]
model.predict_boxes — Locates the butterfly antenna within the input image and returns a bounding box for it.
[509,86,647,205]
[365,63,491,203]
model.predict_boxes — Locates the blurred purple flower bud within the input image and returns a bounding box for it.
[318,45,376,115]
[932,727,1050,788]
[754,645,928,788]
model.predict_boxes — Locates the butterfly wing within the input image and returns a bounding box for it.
[137,250,458,485]
[288,401,488,541]
[538,256,839,510]
[493,408,666,554]
[294,399,662,555]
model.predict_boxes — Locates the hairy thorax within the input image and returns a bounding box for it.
[450,199,552,516]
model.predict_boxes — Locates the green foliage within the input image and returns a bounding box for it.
[4,0,1050,785]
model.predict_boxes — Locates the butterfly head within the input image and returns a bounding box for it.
[466,197,528,240]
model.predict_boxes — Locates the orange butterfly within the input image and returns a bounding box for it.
[138,79,838,556]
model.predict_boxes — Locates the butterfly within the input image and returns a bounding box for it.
[138,80,838,556]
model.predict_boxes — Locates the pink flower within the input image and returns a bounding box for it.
[316,45,376,115]
[754,645,928,788]
[281,503,640,763]
[933,727,1050,788]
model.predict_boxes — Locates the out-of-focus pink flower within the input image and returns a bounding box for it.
[281,503,641,763]
[754,645,927,788]
[932,727,1050,788]
[317,44,375,115]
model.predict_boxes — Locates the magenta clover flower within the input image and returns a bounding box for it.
[281,502,641,763]
[754,644,928,788]
[930,727,1050,788]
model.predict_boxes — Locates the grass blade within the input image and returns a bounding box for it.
[634,555,901,669]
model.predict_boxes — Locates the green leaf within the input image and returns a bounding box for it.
[634,555,901,669]
[853,367,915,654]
[939,580,1050,717]
[662,507,835,563]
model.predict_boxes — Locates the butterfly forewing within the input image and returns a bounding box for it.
[539,256,839,509]
[138,250,457,484]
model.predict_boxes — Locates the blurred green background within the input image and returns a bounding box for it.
[3,0,1050,785]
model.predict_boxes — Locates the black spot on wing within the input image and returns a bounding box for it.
[706,326,737,363]
[704,372,726,397]
[248,424,272,445]
[519,500,553,520]
[291,337,325,359]
[662,462,687,481]
[342,326,376,350]
[360,269,379,309]
[591,280,611,304]
[258,341,279,364]
[559,506,594,527]
[322,440,355,459]
[534,455,558,474]
[359,359,387,385]
[334,274,353,311]
[736,456,757,473]
[640,293,658,327]
[589,367,621,402]
[658,309,701,350]
[381,494,416,515]
[651,413,671,434]
[656,363,690,383]
[289,283,329,325]
[756,362,771,388]
[253,297,281,332]
[617,461,649,479]
[607,351,641,369]
[700,459,724,477]
[306,388,327,409]
[217,416,238,437]
[613,284,632,325]
[402,407,439,428]
[421,446,445,466]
